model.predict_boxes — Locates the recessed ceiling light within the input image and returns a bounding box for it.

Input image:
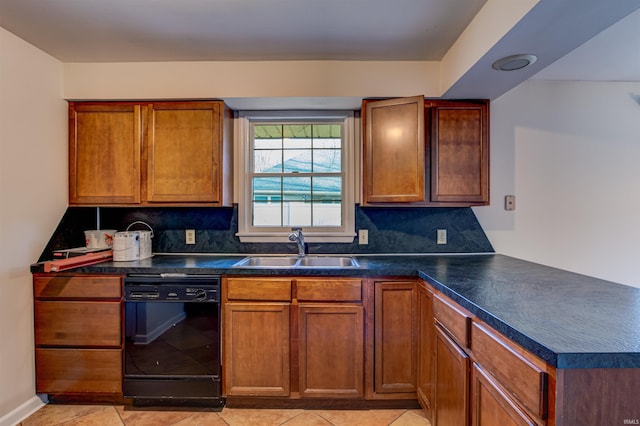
[492,54,537,71]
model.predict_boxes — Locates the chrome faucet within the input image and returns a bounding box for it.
[288,227,306,257]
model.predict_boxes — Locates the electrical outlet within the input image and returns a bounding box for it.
[186,229,196,245]
[358,229,369,245]
[437,229,447,245]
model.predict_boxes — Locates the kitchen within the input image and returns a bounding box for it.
[2,0,640,425]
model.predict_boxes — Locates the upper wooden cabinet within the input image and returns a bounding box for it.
[363,96,425,203]
[430,101,489,204]
[69,100,233,206]
[362,97,489,206]
[69,103,142,205]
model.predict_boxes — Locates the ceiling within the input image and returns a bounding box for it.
[0,0,486,62]
[1,0,639,100]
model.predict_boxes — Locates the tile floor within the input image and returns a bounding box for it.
[20,404,432,426]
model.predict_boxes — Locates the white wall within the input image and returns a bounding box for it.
[475,79,640,288]
[0,28,67,421]
[63,61,440,105]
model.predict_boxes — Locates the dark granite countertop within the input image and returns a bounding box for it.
[31,253,640,369]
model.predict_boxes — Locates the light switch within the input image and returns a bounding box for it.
[505,195,516,211]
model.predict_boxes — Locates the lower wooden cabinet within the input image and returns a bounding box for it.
[434,324,470,426]
[416,284,434,415]
[298,304,364,398]
[223,277,367,400]
[36,348,122,394]
[374,281,418,396]
[33,274,124,396]
[472,363,538,426]
[223,303,291,396]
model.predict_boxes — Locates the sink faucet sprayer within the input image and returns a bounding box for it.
[289,228,306,257]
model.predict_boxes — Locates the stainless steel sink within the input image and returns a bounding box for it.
[232,255,359,269]
[232,256,299,268]
[297,256,358,268]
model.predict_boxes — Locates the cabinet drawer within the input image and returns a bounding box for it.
[34,275,122,299]
[35,301,122,347]
[471,322,548,420]
[36,348,122,394]
[296,279,362,302]
[226,278,292,301]
[433,293,470,348]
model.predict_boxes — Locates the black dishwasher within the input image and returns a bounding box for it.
[123,274,223,407]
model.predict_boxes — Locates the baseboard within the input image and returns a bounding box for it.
[0,394,47,426]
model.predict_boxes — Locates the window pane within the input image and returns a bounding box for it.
[313,149,341,173]
[253,177,282,226]
[283,149,312,173]
[313,138,341,149]
[284,124,312,139]
[312,124,341,139]
[312,201,342,226]
[254,149,283,173]
[283,176,311,227]
[254,125,282,139]
[313,177,341,202]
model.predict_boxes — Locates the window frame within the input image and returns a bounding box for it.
[235,110,356,243]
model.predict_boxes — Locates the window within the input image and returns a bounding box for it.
[236,111,356,243]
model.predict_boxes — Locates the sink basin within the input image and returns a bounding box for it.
[297,256,359,268]
[232,256,299,268]
[232,255,359,269]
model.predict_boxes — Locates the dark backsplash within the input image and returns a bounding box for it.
[38,205,493,261]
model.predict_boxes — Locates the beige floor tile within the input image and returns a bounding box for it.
[281,411,333,426]
[62,406,124,426]
[170,411,228,426]
[115,406,204,426]
[219,408,305,426]
[315,409,406,426]
[21,404,110,425]
[389,409,431,426]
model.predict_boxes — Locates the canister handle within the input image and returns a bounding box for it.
[126,221,154,237]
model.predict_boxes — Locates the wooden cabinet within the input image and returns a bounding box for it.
[224,302,291,396]
[373,281,418,396]
[223,277,366,400]
[69,100,233,206]
[33,274,123,395]
[363,96,425,203]
[296,278,364,398]
[472,363,538,426]
[430,101,489,204]
[362,97,489,206]
[69,103,142,204]
[417,283,434,416]
[434,324,470,426]
[223,277,291,397]
[298,304,364,397]
[427,286,549,426]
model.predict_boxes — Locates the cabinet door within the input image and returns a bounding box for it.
[35,301,121,347]
[69,103,142,204]
[472,363,538,426]
[430,101,489,204]
[363,96,425,204]
[146,101,225,203]
[224,303,290,396]
[374,281,418,395]
[298,304,364,398]
[417,285,434,415]
[434,324,469,426]
[36,348,122,394]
